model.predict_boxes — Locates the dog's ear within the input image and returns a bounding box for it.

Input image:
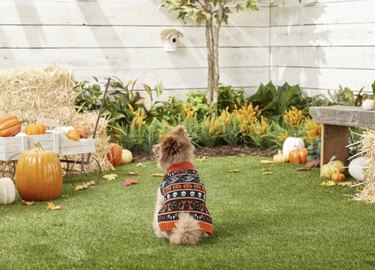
[174,126,186,136]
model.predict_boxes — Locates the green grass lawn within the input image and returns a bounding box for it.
[1,155,375,270]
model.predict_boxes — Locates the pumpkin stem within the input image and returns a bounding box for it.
[329,155,336,164]
[33,141,44,151]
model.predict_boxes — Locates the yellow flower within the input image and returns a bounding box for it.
[181,105,195,120]
[133,108,146,128]
[304,118,321,141]
[278,131,289,143]
[283,106,304,127]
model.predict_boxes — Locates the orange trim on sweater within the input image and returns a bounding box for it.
[159,220,212,235]
[166,162,195,174]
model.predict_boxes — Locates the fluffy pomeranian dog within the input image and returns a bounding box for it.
[153,126,212,245]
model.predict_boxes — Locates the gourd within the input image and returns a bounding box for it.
[107,143,122,166]
[331,172,345,181]
[288,148,308,164]
[75,125,91,139]
[0,114,22,137]
[348,156,368,182]
[15,142,63,201]
[25,123,46,135]
[273,150,288,163]
[321,157,345,179]
[282,137,305,157]
[0,178,16,205]
[122,149,133,164]
[66,129,81,142]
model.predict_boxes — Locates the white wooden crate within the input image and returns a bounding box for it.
[0,133,96,161]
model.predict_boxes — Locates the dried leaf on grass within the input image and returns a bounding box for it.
[260,160,274,164]
[74,181,96,191]
[225,169,240,173]
[102,174,118,181]
[237,153,246,157]
[196,157,208,162]
[136,163,146,168]
[305,160,320,170]
[21,199,35,206]
[338,182,354,187]
[47,202,61,210]
[128,171,140,176]
[262,171,273,175]
[319,180,336,187]
[151,173,164,177]
[122,179,138,186]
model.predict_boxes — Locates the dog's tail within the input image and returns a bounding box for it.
[169,213,202,245]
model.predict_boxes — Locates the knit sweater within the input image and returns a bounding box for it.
[157,162,212,234]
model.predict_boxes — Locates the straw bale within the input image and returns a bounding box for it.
[0,66,112,173]
[355,129,375,202]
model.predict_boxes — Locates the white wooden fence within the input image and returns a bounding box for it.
[0,0,373,99]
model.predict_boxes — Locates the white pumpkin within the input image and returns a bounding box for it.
[0,178,16,205]
[361,99,374,110]
[282,137,305,156]
[348,156,368,182]
[122,149,133,164]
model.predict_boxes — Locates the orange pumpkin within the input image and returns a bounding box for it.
[107,143,122,166]
[0,114,22,137]
[288,148,308,164]
[25,123,46,135]
[75,125,91,139]
[331,172,345,181]
[66,129,80,142]
[15,142,63,201]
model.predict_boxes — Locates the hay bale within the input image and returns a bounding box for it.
[0,66,112,172]
[355,129,375,202]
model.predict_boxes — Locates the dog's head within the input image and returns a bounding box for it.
[154,126,194,171]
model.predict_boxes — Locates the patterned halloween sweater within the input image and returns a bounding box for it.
[157,162,212,234]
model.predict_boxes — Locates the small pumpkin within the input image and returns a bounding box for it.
[107,143,122,166]
[66,129,81,142]
[282,137,305,157]
[0,114,22,137]
[321,157,345,179]
[15,142,63,201]
[288,148,308,164]
[273,150,288,163]
[75,124,91,139]
[0,178,16,205]
[25,123,46,135]
[122,149,133,164]
[331,172,345,181]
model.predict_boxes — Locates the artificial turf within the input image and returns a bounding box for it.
[0,155,374,270]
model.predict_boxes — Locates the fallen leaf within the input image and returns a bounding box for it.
[261,172,273,175]
[338,182,354,187]
[151,173,164,177]
[225,169,240,173]
[260,160,274,164]
[237,153,246,157]
[21,199,35,206]
[128,171,140,176]
[47,202,61,210]
[136,163,146,168]
[305,160,320,170]
[319,180,336,187]
[74,181,96,191]
[102,174,118,181]
[196,157,207,162]
[122,179,138,186]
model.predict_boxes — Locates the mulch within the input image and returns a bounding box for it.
[132,145,277,163]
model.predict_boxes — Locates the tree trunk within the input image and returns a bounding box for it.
[205,20,214,105]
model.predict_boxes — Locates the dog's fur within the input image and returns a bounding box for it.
[153,126,208,245]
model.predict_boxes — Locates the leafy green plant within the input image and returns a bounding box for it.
[218,85,245,113]
[247,82,305,121]
[151,96,184,124]
[220,115,242,146]
[185,92,213,120]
